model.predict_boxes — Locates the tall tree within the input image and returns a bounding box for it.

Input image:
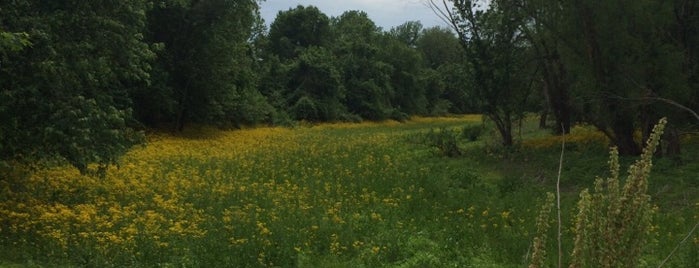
[332,11,395,120]
[263,5,349,122]
[389,21,423,47]
[379,32,428,116]
[268,5,332,61]
[559,0,686,155]
[416,27,473,114]
[145,0,272,130]
[286,46,346,121]
[0,0,152,173]
[433,0,533,146]
[416,27,462,69]
[520,0,573,134]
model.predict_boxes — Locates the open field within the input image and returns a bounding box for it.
[1,115,697,267]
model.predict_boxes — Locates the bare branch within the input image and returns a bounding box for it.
[425,0,455,28]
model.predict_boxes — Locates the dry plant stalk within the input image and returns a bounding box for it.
[529,193,555,268]
[569,117,666,268]
[531,118,668,268]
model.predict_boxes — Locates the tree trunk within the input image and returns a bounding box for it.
[490,113,514,147]
[664,126,682,159]
[539,108,548,129]
[499,125,514,147]
[550,53,572,135]
[175,107,186,132]
[538,41,571,135]
[612,120,641,155]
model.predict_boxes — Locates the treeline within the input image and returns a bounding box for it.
[0,1,469,172]
[431,0,699,155]
[261,7,470,123]
[2,0,699,172]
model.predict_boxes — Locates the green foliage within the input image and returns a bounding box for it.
[462,124,484,141]
[549,0,692,154]
[391,235,443,268]
[291,96,319,122]
[286,46,346,121]
[145,0,270,129]
[0,0,152,172]
[420,127,463,157]
[45,97,144,175]
[379,32,428,116]
[0,31,30,52]
[333,11,395,121]
[416,27,462,69]
[446,0,533,147]
[268,5,332,60]
[260,6,467,123]
[389,21,423,47]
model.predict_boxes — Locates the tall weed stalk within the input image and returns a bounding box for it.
[531,118,667,268]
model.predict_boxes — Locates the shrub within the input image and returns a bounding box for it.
[339,113,364,123]
[529,118,667,268]
[569,118,666,268]
[389,110,410,123]
[291,96,319,121]
[424,127,462,157]
[462,124,484,141]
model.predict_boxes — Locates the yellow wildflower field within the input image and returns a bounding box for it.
[1,116,498,266]
[2,115,695,267]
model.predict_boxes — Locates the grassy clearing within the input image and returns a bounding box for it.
[0,115,697,267]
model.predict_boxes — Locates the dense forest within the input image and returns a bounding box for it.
[2,0,699,172]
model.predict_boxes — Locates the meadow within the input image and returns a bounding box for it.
[0,116,697,267]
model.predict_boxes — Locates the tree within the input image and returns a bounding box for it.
[268,5,332,61]
[416,27,463,69]
[286,47,346,121]
[263,5,348,122]
[415,27,473,114]
[0,0,151,173]
[558,0,687,155]
[379,32,429,116]
[433,0,533,147]
[332,11,395,120]
[145,0,272,130]
[389,21,423,47]
[519,0,573,134]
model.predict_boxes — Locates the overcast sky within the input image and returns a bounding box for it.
[259,0,450,31]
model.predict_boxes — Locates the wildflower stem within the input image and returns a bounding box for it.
[657,220,699,268]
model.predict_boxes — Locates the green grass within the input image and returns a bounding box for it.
[0,115,697,267]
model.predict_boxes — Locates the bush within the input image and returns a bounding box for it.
[339,113,363,123]
[389,110,410,123]
[424,127,462,157]
[529,118,668,268]
[462,124,484,141]
[291,96,319,121]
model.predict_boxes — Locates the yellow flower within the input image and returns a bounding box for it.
[500,210,510,220]
[257,221,271,236]
[352,240,364,249]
